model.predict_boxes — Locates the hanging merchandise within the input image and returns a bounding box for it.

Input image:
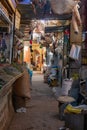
[50,1,81,33]
[55,47,62,54]
[81,66,87,80]
[17,50,21,55]
[69,44,81,60]
[1,38,7,51]
[72,12,79,34]
[50,0,76,15]
[64,29,70,44]
[30,46,33,52]
[16,40,20,48]
[71,3,82,34]
[0,33,8,63]
[31,0,47,14]
[29,29,33,41]
[68,79,80,102]
[18,42,24,50]
[29,39,32,45]
[61,78,73,96]
[0,33,7,51]
[73,4,81,26]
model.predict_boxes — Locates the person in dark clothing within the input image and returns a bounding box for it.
[28,68,33,86]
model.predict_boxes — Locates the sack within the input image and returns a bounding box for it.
[50,0,76,14]
[73,4,81,26]
[69,44,81,60]
[72,13,79,34]
[81,66,87,79]
[50,0,81,33]
[61,78,73,96]
[72,4,82,34]
[13,68,31,98]
[69,79,80,101]
[1,38,7,50]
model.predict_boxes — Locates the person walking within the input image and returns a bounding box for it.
[28,68,33,87]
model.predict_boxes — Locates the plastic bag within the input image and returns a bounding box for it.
[65,104,82,114]
[61,78,73,96]
[69,44,81,60]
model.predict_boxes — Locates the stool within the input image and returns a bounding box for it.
[57,95,75,120]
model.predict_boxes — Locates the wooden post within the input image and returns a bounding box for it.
[81,0,87,47]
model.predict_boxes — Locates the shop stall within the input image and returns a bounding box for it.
[41,5,87,129]
[0,2,31,130]
[0,2,14,64]
[0,2,15,130]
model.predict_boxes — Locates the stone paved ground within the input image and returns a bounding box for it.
[8,73,64,130]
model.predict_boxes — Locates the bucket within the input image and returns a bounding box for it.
[58,127,66,130]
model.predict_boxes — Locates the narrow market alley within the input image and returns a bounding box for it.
[1,0,87,130]
[8,73,64,130]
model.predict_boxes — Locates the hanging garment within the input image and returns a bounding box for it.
[1,38,7,51]
[69,44,81,60]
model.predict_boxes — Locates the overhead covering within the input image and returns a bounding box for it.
[45,25,70,33]
[18,0,31,4]
[17,0,81,34]
[17,0,72,21]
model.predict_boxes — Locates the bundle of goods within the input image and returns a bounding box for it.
[3,65,21,76]
[48,67,58,87]
[50,0,81,34]
[44,68,50,83]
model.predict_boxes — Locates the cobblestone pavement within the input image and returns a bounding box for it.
[8,73,64,130]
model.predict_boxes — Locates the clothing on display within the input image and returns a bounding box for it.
[0,33,10,63]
